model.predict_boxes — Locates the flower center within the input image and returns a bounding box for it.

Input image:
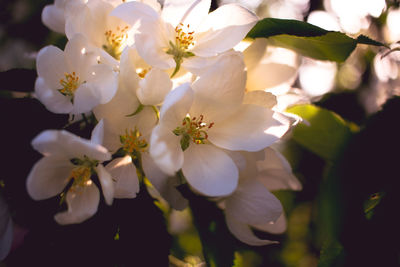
[120,128,148,155]
[103,25,129,60]
[59,72,81,99]
[136,67,151,78]
[175,23,195,50]
[173,115,214,151]
[68,156,99,191]
[166,23,196,77]
[69,165,92,188]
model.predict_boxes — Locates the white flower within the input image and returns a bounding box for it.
[26,120,114,225]
[35,34,118,114]
[65,0,135,61]
[41,0,68,34]
[220,147,301,245]
[239,39,310,112]
[93,48,187,209]
[150,52,293,197]
[111,0,258,76]
[0,195,12,261]
[223,177,283,246]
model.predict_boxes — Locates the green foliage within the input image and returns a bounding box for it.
[318,239,344,267]
[364,192,385,220]
[247,18,386,62]
[286,105,354,161]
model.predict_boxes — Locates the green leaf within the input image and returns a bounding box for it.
[318,239,344,267]
[269,32,356,62]
[247,18,386,62]
[287,105,353,161]
[364,192,385,220]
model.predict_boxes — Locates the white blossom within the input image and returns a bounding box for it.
[150,52,293,196]
[35,34,118,114]
[26,121,114,224]
[111,0,258,76]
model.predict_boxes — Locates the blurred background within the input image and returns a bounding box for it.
[1,0,400,266]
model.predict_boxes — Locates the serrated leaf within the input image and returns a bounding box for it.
[247,18,386,62]
[287,105,353,161]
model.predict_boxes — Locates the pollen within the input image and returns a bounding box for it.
[173,115,214,150]
[103,25,130,60]
[136,67,151,78]
[166,23,196,77]
[174,23,195,50]
[69,165,92,189]
[120,128,148,155]
[59,72,80,97]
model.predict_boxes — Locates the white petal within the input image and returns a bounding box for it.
[32,130,72,156]
[225,179,283,225]
[252,213,287,235]
[243,38,268,70]
[93,50,141,127]
[119,47,140,94]
[35,77,73,114]
[226,215,278,246]
[142,153,188,210]
[105,156,139,199]
[72,83,102,114]
[159,83,194,129]
[64,34,97,76]
[85,64,119,104]
[36,45,68,89]
[134,23,175,69]
[26,156,73,200]
[111,1,159,26]
[162,0,211,29]
[256,148,302,191]
[181,53,220,76]
[191,4,258,57]
[208,105,291,151]
[182,144,238,197]
[42,4,66,34]
[91,119,104,145]
[243,90,277,108]
[247,63,297,92]
[274,88,310,111]
[54,183,100,224]
[33,129,111,161]
[149,125,184,176]
[96,164,114,205]
[137,68,172,105]
[190,51,246,121]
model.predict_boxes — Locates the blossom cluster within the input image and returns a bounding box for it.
[28,0,302,245]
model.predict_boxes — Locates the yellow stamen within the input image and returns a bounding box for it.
[120,128,148,155]
[103,25,130,60]
[173,115,214,150]
[59,72,80,97]
[137,67,151,78]
[174,23,195,50]
[69,165,92,190]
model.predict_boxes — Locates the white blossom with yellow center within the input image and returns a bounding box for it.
[111,0,258,76]
[149,52,294,197]
[26,120,114,225]
[35,34,118,114]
